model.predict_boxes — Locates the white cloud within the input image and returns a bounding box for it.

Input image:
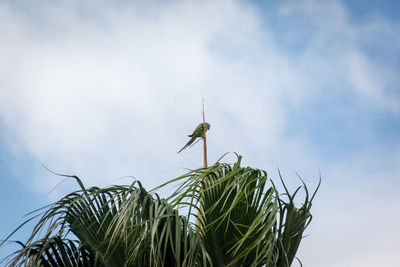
[297,148,400,267]
[0,0,399,266]
[0,0,301,191]
[279,0,400,112]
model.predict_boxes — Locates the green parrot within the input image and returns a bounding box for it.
[178,122,210,153]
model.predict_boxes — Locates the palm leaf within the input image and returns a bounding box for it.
[160,155,279,266]
[2,154,319,267]
[4,237,102,267]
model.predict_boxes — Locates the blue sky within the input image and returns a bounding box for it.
[0,0,399,266]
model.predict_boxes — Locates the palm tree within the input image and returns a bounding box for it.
[1,154,319,266]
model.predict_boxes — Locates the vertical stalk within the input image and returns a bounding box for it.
[196,99,208,228]
[202,100,208,168]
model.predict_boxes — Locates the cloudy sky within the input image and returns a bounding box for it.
[1,0,399,266]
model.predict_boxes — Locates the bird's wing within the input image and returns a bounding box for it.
[193,123,209,138]
[191,123,203,137]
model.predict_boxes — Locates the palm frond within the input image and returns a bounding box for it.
[271,171,321,267]
[161,156,278,266]
[2,154,319,267]
[4,236,102,267]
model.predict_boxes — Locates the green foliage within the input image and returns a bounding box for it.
[1,154,319,267]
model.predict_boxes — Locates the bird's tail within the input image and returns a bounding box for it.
[177,144,188,153]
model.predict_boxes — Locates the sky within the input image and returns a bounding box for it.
[0,0,399,266]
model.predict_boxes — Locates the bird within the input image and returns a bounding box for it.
[178,122,210,153]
